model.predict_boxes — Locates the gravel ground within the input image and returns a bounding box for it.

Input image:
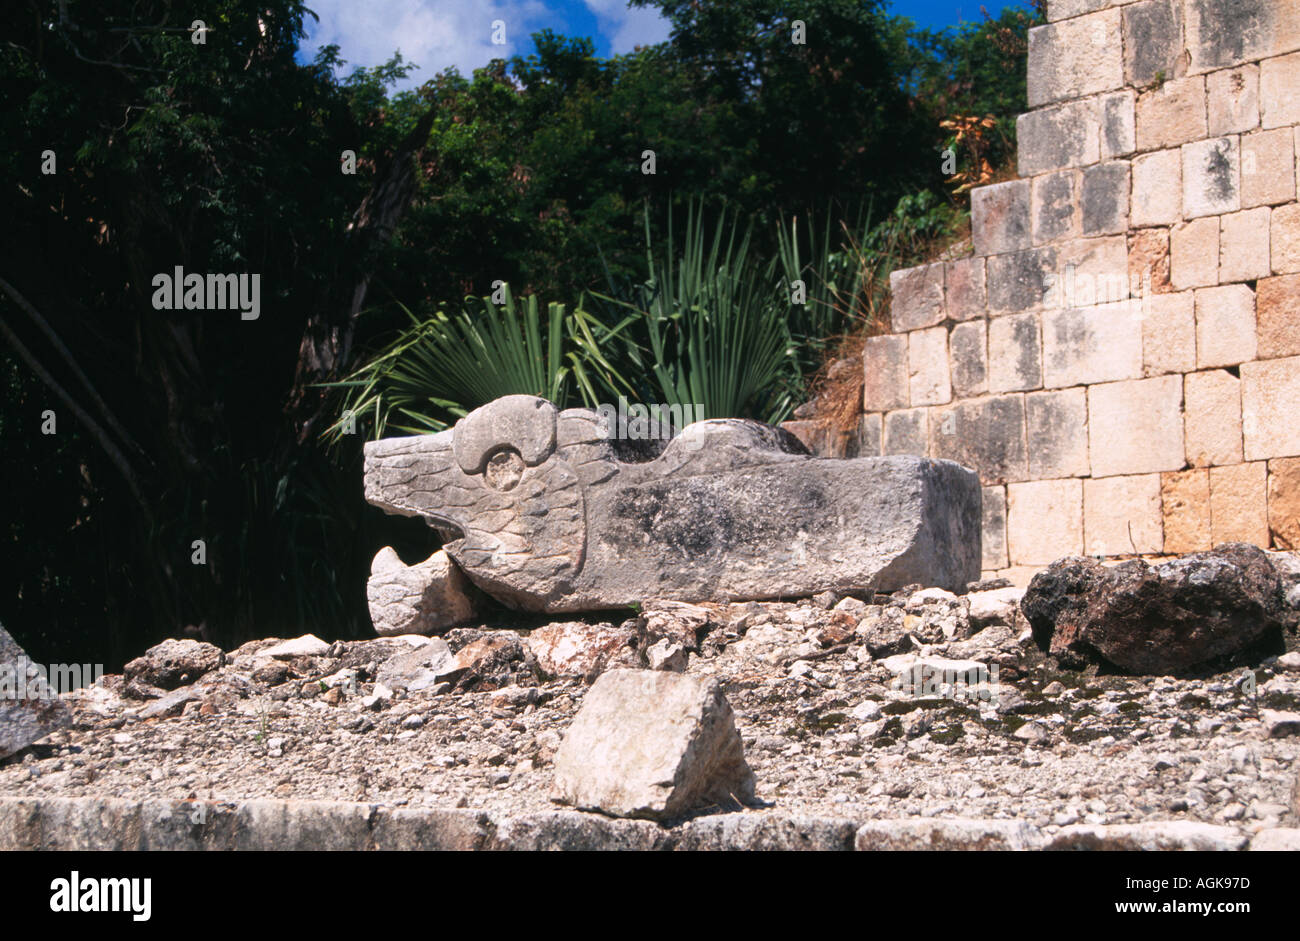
[2,587,1298,838]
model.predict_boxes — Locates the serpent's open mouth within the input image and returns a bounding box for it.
[425,516,465,546]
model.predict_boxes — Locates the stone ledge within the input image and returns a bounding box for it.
[0,797,1265,851]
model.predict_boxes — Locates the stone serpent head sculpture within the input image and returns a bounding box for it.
[364,395,981,614]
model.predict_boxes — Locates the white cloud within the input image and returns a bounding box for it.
[303,0,552,87]
[583,0,672,54]
[301,0,672,89]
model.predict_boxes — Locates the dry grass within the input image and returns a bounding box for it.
[793,156,1024,437]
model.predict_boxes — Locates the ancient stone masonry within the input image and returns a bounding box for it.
[363,395,982,621]
[785,0,1300,584]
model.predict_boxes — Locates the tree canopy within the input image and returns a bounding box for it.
[1,0,1042,666]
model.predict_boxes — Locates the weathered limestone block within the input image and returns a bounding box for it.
[1123,0,1182,87]
[364,396,983,609]
[1083,474,1164,555]
[780,419,837,457]
[972,180,1031,256]
[0,624,71,760]
[988,312,1043,393]
[1129,227,1173,298]
[1007,478,1083,566]
[1141,291,1196,375]
[1241,358,1300,461]
[1100,90,1137,159]
[862,334,909,412]
[1161,469,1212,554]
[1195,284,1257,368]
[1018,99,1101,176]
[908,326,951,406]
[945,257,986,321]
[1046,822,1248,851]
[1261,50,1300,128]
[930,395,1029,486]
[856,818,1044,851]
[1270,203,1300,273]
[1258,275,1300,358]
[1170,217,1219,289]
[367,547,478,636]
[1241,128,1295,208]
[552,669,756,820]
[1046,1,1113,23]
[1207,65,1260,136]
[1210,463,1269,546]
[1081,162,1130,236]
[1295,127,1300,196]
[1269,458,1300,548]
[855,413,882,457]
[988,247,1057,315]
[1182,136,1240,218]
[949,320,988,398]
[1184,369,1243,466]
[1131,149,1182,227]
[1251,829,1300,851]
[1056,235,1131,306]
[882,406,929,456]
[1186,0,1300,75]
[1218,207,1272,282]
[1088,376,1185,477]
[982,485,1009,571]
[1027,11,1123,108]
[1026,389,1090,478]
[1136,78,1207,152]
[1032,170,1081,245]
[889,262,945,332]
[1043,302,1143,388]
[674,814,857,851]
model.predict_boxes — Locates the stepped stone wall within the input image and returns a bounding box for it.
[785,0,1300,584]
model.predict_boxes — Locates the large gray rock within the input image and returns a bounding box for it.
[366,547,478,636]
[364,395,981,612]
[0,623,71,759]
[1022,544,1296,675]
[552,669,756,820]
[123,638,224,690]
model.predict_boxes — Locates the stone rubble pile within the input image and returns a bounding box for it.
[2,548,1298,846]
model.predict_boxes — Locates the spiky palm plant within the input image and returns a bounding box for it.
[593,201,799,425]
[324,285,633,439]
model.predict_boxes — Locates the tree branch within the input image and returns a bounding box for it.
[0,275,149,462]
[0,314,153,520]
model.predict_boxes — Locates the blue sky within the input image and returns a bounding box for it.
[299,0,1028,87]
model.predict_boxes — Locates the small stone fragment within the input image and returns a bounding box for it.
[367,547,478,636]
[260,635,331,660]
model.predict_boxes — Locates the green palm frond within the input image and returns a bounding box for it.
[322,284,631,440]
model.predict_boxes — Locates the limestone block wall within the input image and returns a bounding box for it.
[786,0,1300,582]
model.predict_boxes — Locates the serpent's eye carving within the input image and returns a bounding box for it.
[484,448,525,491]
[452,395,556,474]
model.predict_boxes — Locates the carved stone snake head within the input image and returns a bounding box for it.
[363,395,590,608]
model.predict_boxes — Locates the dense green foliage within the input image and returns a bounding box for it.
[1,0,1041,666]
